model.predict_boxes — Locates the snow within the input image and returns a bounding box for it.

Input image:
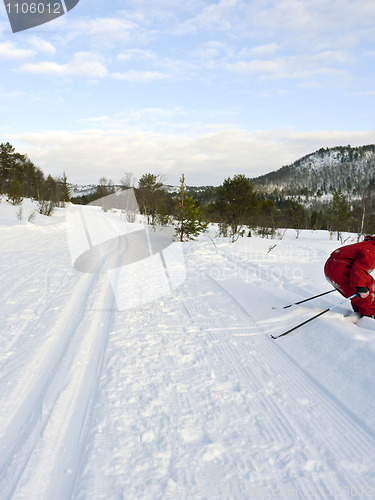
[0,199,374,499]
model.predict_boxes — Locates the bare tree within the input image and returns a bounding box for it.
[120,171,136,189]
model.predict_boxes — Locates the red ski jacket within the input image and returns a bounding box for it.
[327,235,375,289]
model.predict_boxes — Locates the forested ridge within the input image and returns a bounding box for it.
[253,144,375,197]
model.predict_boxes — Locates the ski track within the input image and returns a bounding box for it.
[10,277,113,500]
[0,225,115,499]
[0,226,74,366]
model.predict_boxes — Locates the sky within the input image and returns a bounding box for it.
[0,0,374,187]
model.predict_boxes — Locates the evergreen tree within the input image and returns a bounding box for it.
[0,142,25,194]
[174,174,208,241]
[257,198,279,234]
[136,173,165,225]
[23,159,38,199]
[7,177,23,205]
[329,189,352,240]
[38,174,58,215]
[217,174,258,241]
[58,172,71,205]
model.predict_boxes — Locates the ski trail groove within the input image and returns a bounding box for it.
[0,268,114,500]
[0,273,96,489]
[0,222,129,499]
[6,231,128,499]
[12,276,114,500]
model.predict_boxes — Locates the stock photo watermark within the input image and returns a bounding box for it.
[190,262,304,284]
[66,189,186,311]
[3,0,79,32]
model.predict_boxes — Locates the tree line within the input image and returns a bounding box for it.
[71,173,208,242]
[0,142,70,215]
[72,172,375,242]
[188,176,374,242]
[2,141,374,241]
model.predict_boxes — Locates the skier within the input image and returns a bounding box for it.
[324,235,375,318]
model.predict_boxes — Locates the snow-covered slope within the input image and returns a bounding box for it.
[0,199,374,499]
[254,144,375,196]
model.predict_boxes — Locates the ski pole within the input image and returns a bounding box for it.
[271,294,357,339]
[272,289,336,309]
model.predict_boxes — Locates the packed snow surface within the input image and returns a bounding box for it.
[0,198,374,499]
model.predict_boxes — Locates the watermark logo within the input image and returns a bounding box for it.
[66,189,186,311]
[4,0,79,33]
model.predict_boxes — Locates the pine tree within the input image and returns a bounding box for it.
[329,188,352,240]
[0,142,25,194]
[136,173,165,225]
[7,177,23,205]
[217,174,258,241]
[58,172,71,205]
[174,174,208,242]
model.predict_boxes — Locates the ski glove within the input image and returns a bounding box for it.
[355,286,370,299]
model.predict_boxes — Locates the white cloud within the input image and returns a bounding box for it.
[8,127,375,187]
[64,15,151,49]
[189,40,229,66]
[176,0,240,34]
[79,108,236,135]
[346,90,375,97]
[0,41,35,59]
[242,0,375,49]
[27,36,56,55]
[21,52,108,78]
[226,51,353,84]
[248,43,280,58]
[111,70,167,83]
[228,58,286,77]
[0,90,25,99]
[84,17,139,44]
[169,0,375,55]
[117,49,156,62]
[123,0,203,24]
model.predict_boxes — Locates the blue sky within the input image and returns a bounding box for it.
[0,0,374,186]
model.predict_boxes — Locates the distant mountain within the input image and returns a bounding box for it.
[69,184,98,198]
[253,144,375,197]
[69,184,180,199]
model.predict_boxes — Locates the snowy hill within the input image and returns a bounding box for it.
[0,198,374,499]
[253,144,375,197]
[69,184,98,198]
